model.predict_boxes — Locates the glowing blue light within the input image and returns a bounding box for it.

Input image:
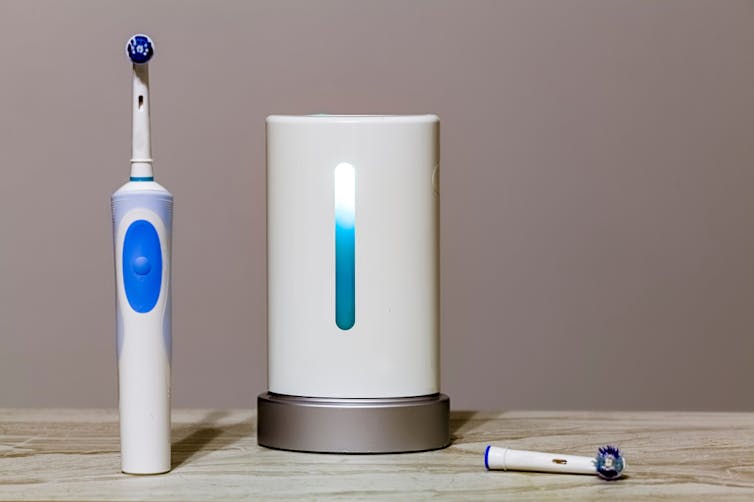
[334,162,355,330]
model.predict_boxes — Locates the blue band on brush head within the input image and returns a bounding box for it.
[130,176,154,181]
[334,162,355,330]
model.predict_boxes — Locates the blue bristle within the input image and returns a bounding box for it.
[126,34,154,64]
[595,445,624,480]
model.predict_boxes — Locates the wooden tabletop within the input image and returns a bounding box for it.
[1,409,753,500]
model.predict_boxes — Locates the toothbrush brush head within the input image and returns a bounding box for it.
[595,445,625,480]
[126,34,154,64]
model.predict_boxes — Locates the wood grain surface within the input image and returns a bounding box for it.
[1,409,753,500]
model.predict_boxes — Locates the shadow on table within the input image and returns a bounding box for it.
[171,411,253,469]
[450,410,498,444]
[172,410,491,462]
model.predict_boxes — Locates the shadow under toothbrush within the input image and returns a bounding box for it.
[171,411,253,469]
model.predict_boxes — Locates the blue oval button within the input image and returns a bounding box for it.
[123,220,162,313]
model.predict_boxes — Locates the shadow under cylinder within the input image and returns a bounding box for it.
[258,115,449,453]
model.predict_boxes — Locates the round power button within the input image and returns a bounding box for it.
[132,256,151,276]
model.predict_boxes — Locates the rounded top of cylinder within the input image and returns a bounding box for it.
[266,114,439,125]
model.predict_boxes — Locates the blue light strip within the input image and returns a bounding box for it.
[334,162,355,330]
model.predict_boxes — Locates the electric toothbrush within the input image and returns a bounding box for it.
[112,34,173,474]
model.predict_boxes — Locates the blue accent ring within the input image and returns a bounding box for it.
[130,176,154,181]
[484,445,491,470]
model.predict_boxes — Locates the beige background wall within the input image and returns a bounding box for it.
[1,0,753,410]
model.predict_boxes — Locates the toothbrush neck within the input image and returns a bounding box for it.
[131,63,153,180]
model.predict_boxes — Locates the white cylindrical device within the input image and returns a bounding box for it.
[112,34,172,474]
[258,114,449,453]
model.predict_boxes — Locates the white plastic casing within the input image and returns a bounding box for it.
[130,63,153,180]
[267,115,440,398]
[485,446,598,475]
[112,181,173,474]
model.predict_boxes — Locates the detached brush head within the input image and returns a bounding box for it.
[126,34,155,64]
[595,445,625,480]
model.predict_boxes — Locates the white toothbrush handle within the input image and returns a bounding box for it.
[113,192,172,474]
[485,446,596,475]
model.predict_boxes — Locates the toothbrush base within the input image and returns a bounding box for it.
[257,392,450,453]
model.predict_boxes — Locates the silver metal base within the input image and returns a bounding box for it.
[257,392,450,453]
